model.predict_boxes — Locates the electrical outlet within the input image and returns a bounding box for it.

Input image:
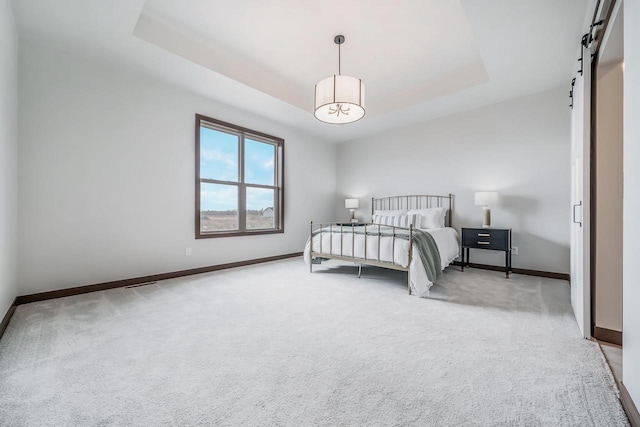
[512,246,518,255]
[185,247,192,256]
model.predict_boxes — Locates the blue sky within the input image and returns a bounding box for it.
[200,128,275,211]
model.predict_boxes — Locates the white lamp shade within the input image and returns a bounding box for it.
[474,191,498,206]
[314,75,365,124]
[345,198,359,209]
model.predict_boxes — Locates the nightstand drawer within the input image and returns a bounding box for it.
[462,228,509,251]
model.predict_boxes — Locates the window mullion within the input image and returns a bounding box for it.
[201,178,242,186]
[238,134,246,231]
[245,184,277,190]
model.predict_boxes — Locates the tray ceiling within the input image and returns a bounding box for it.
[12,0,595,143]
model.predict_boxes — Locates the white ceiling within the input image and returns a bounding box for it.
[12,0,594,143]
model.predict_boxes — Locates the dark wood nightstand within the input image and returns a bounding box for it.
[461,227,512,278]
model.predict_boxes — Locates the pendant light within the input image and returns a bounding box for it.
[314,35,365,124]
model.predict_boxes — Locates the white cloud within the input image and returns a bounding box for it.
[201,184,237,211]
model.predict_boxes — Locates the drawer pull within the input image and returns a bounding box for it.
[477,241,490,245]
[477,233,490,237]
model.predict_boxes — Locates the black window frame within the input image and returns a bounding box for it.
[195,114,284,238]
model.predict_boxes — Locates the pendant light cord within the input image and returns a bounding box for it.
[338,42,341,76]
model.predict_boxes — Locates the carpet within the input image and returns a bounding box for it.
[0,258,629,426]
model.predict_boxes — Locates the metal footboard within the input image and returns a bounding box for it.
[309,221,414,295]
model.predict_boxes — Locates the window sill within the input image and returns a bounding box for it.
[196,229,284,239]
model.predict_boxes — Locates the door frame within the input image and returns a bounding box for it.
[590,0,623,342]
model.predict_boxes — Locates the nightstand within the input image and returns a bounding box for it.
[461,227,512,278]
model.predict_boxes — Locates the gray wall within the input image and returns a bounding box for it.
[336,87,571,274]
[0,0,18,316]
[17,39,336,295]
[595,62,623,333]
[623,0,640,409]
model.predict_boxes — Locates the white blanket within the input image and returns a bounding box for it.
[303,226,460,297]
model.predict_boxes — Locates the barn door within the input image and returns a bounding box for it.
[570,46,592,339]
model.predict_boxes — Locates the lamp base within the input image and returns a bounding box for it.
[482,207,491,228]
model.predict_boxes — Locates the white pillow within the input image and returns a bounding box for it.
[372,213,421,228]
[407,207,447,229]
[373,209,407,216]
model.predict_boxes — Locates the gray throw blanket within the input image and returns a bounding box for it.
[312,225,442,282]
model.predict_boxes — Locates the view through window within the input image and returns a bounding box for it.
[196,115,284,238]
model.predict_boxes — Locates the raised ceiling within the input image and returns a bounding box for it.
[12,0,594,143]
[135,0,489,116]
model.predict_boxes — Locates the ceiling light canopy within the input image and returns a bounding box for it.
[314,35,365,125]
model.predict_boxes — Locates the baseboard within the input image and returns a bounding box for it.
[452,261,569,281]
[15,252,302,306]
[594,326,623,346]
[511,267,570,281]
[0,298,18,340]
[620,382,640,427]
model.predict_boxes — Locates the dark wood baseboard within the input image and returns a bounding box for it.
[452,261,570,281]
[594,326,623,346]
[15,252,302,306]
[0,298,18,340]
[621,382,640,427]
[511,267,570,281]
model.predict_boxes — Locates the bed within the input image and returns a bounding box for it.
[304,194,460,297]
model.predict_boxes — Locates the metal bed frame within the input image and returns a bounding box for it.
[309,194,454,294]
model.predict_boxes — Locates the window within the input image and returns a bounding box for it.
[196,114,284,238]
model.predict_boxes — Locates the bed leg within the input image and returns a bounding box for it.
[358,264,362,278]
[408,272,411,295]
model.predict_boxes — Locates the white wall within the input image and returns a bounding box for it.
[17,39,336,295]
[0,0,18,316]
[623,0,640,410]
[594,62,623,333]
[336,87,571,274]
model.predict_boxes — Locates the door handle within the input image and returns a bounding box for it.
[573,201,582,227]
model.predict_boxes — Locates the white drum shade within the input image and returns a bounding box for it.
[345,198,359,209]
[474,191,498,206]
[314,75,365,124]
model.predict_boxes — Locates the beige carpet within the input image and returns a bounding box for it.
[0,258,629,426]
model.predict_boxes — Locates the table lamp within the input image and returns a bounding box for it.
[474,192,498,228]
[345,198,359,223]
